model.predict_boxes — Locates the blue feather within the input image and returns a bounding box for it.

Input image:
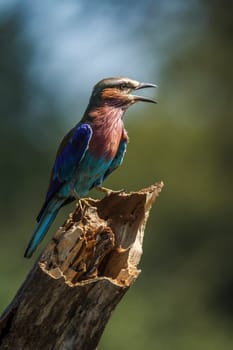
[24,207,59,258]
[55,123,93,181]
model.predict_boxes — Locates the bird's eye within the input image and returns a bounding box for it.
[120,83,128,90]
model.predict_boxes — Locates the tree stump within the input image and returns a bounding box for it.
[0,183,163,350]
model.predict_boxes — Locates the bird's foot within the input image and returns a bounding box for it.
[78,198,90,215]
[71,190,90,216]
[95,186,125,197]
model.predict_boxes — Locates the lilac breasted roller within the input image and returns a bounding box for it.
[24,77,157,258]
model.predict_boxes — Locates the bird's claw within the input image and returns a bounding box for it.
[72,190,90,217]
[96,186,125,197]
[78,198,89,210]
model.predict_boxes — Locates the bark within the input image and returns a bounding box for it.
[0,183,163,350]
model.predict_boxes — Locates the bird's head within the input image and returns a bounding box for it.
[89,77,157,109]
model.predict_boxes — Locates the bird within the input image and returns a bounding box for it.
[24,77,157,258]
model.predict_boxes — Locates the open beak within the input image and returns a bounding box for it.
[132,82,158,104]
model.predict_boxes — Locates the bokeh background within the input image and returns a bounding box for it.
[0,0,232,349]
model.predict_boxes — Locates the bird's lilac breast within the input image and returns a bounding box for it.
[88,113,123,161]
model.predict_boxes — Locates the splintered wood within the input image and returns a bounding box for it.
[40,182,164,287]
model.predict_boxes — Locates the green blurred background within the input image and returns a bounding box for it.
[0,0,232,349]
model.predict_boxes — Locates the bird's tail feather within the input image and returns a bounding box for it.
[24,209,59,259]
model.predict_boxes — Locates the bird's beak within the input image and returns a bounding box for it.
[132,82,158,104]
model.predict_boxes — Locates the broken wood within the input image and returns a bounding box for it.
[0,183,163,350]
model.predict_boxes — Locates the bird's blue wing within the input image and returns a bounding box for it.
[37,123,92,221]
[53,123,93,182]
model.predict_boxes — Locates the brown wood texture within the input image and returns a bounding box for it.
[0,183,163,350]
